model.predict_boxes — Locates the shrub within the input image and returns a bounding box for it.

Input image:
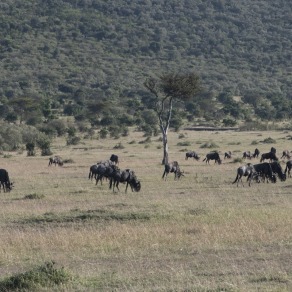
[113,142,125,149]
[262,137,276,144]
[99,128,108,139]
[66,136,81,145]
[26,142,36,156]
[177,141,191,146]
[200,142,219,148]
[233,157,243,163]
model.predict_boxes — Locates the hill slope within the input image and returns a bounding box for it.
[0,0,291,124]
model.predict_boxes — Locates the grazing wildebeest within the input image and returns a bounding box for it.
[281,150,291,159]
[0,169,13,192]
[253,148,260,158]
[242,151,252,159]
[162,161,183,180]
[95,163,117,185]
[224,151,232,159]
[232,163,255,187]
[88,160,115,183]
[285,160,292,178]
[203,152,222,165]
[110,154,119,165]
[249,163,276,184]
[48,156,63,166]
[110,168,141,193]
[185,151,200,161]
[260,152,278,163]
[270,161,286,181]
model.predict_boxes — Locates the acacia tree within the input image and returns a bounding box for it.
[144,72,201,164]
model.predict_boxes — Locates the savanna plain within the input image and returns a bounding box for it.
[0,129,292,291]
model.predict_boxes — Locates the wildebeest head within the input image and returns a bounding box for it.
[131,179,141,192]
[5,181,13,192]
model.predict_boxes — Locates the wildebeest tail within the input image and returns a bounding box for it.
[203,158,206,162]
[232,174,239,184]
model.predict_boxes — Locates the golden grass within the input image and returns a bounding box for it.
[0,129,292,291]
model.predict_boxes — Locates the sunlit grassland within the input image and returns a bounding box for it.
[0,129,292,291]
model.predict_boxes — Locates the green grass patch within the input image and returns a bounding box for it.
[19,209,155,225]
[0,261,72,291]
[177,141,191,146]
[23,193,45,200]
[199,142,219,148]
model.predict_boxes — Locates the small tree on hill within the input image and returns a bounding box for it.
[144,72,201,164]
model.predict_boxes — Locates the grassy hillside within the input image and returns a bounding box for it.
[0,0,291,126]
[0,129,292,290]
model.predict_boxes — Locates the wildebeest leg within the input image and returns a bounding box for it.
[109,178,113,189]
[125,182,130,193]
[113,181,120,192]
[96,175,103,185]
[162,171,168,181]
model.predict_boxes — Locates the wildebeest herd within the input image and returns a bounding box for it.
[1,146,292,193]
[164,147,292,188]
[88,154,141,193]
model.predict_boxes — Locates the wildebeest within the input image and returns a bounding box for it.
[271,147,276,154]
[253,148,260,158]
[260,152,278,163]
[203,152,221,165]
[232,163,255,187]
[285,160,292,178]
[110,154,119,165]
[185,151,200,161]
[162,161,183,180]
[110,168,141,193]
[88,160,114,182]
[242,151,252,159]
[224,151,232,159]
[281,150,291,159]
[270,161,286,181]
[0,169,13,192]
[249,163,276,184]
[48,156,63,166]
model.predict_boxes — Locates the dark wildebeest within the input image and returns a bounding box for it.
[203,152,222,165]
[185,151,200,161]
[281,150,291,160]
[253,148,260,158]
[271,147,276,154]
[48,156,63,166]
[242,151,252,159]
[224,151,232,159]
[110,168,141,193]
[270,161,286,181]
[0,169,13,192]
[88,160,114,182]
[284,160,292,178]
[162,161,183,180]
[110,154,119,165]
[260,152,278,163]
[232,164,255,187]
[95,163,117,185]
[249,163,276,184]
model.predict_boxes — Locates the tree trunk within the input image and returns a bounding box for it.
[162,132,169,165]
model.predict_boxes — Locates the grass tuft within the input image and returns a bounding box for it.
[0,261,71,291]
[23,193,45,200]
[199,142,219,148]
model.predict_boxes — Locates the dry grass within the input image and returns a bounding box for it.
[0,129,292,291]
